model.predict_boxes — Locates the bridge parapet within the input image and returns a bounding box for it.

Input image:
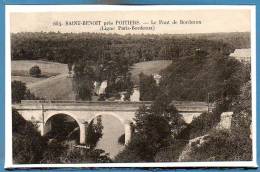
[13,100,152,112]
[13,100,215,113]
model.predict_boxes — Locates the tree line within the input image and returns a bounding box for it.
[11,32,249,63]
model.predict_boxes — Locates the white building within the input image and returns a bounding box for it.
[130,87,140,101]
[229,48,251,63]
[153,73,162,85]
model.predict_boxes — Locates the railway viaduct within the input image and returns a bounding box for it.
[13,100,214,145]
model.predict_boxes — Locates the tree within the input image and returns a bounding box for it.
[115,94,185,162]
[73,60,96,100]
[86,116,104,149]
[230,81,252,160]
[104,72,134,99]
[29,65,41,77]
[178,82,252,162]
[12,80,36,103]
[12,81,27,103]
[151,93,186,137]
[12,109,46,164]
[139,73,158,101]
[68,62,73,75]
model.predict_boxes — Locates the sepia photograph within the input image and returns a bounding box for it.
[5,5,256,168]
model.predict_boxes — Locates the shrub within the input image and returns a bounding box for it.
[29,65,41,77]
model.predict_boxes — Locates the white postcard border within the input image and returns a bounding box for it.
[5,5,257,168]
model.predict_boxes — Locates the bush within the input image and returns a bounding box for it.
[29,65,41,77]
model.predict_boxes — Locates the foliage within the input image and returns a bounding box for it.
[104,73,134,99]
[183,112,221,140]
[86,116,104,149]
[230,81,252,160]
[139,73,159,101]
[12,32,249,63]
[186,129,252,161]
[114,134,149,162]
[29,65,41,77]
[73,60,95,100]
[151,93,187,136]
[11,80,37,103]
[40,140,67,163]
[115,94,185,162]
[62,148,112,163]
[41,142,112,163]
[12,32,246,103]
[154,139,188,162]
[178,82,252,162]
[12,108,47,164]
[160,50,250,112]
[231,81,251,137]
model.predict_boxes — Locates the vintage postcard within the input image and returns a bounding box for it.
[5,5,256,168]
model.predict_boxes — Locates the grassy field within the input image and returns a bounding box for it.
[12,60,68,84]
[12,60,172,99]
[130,60,172,85]
[11,76,44,85]
[28,74,75,100]
[12,60,68,74]
[11,60,73,99]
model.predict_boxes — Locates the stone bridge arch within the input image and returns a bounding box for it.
[43,112,83,144]
[87,112,133,145]
[44,113,81,141]
[42,111,133,145]
[43,111,88,144]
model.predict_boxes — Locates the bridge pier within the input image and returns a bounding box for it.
[38,122,45,136]
[124,123,132,145]
[79,123,88,144]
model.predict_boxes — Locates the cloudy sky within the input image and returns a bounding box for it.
[9,6,252,34]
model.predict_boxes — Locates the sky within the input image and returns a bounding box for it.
[9,8,251,34]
